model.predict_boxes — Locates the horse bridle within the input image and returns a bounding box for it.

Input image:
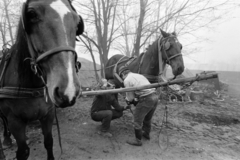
[158,35,182,64]
[21,3,80,85]
[157,35,182,75]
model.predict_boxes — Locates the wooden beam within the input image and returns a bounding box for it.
[79,73,218,96]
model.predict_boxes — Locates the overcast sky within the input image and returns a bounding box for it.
[181,6,240,71]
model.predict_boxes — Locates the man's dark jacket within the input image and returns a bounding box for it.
[91,94,123,114]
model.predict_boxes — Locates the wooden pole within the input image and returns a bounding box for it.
[80,72,218,96]
[0,140,5,160]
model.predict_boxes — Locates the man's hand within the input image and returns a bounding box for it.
[126,100,131,105]
[124,105,131,110]
[125,97,131,105]
[132,98,138,106]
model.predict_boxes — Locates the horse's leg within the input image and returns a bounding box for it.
[0,139,6,160]
[0,115,12,147]
[8,115,29,160]
[40,109,55,160]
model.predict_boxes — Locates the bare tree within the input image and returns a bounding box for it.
[0,0,22,46]
[132,0,148,56]
[75,0,120,77]
[0,20,7,45]
[117,0,132,56]
[79,34,100,82]
[74,0,237,77]
[2,0,14,44]
[117,0,236,58]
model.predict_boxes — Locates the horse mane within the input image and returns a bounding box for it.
[68,0,76,11]
[144,39,158,59]
[13,18,36,87]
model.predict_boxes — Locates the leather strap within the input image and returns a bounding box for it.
[0,86,45,99]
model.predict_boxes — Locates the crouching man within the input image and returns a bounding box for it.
[118,66,159,146]
[90,80,129,137]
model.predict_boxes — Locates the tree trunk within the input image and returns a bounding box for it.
[121,1,131,56]
[132,0,148,56]
[0,22,6,45]
[3,0,14,45]
[89,50,100,82]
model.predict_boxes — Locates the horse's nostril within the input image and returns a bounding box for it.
[53,86,77,107]
[54,87,61,99]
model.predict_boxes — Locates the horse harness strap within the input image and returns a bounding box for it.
[0,87,45,99]
[158,37,164,76]
[22,16,78,85]
[159,36,182,65]
[24,33,77,83]
[113,56,127,83]
[113,56,136,83]
[0,50,45,99]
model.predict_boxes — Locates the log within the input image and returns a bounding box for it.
[79,73,218,97]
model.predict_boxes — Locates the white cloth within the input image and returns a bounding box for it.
[123,72,155,102]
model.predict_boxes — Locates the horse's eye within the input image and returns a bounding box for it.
[27,10,39,22]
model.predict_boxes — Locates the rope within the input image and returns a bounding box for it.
[0,141,5,160]
[158,81,170,151]
[55,107,63,160]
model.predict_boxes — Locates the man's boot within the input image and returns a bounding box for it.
[126,129,142,146]
[142,130,150,140]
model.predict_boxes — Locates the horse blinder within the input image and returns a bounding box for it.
[164,41,171,51]
[76,15,84,36]
[162,38,182,64]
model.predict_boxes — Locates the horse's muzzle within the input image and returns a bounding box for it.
[53,86,79,108]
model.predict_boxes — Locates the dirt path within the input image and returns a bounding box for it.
[2,90,240,160]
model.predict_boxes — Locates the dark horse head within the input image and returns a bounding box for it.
[105,29,184,86]
[12,0,84,107]
[148,29,184,77]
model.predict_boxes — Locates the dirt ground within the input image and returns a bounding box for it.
[1,86,240,160]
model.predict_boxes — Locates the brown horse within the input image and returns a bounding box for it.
[105,29,184,87]
[0,0,84,159]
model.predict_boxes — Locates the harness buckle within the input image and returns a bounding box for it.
[30,63,38,75]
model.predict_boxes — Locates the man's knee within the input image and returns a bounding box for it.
[112,110,123,119]
[91,110,113,122]
[117,111,123,117]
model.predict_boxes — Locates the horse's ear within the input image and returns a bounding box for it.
[21,3,27,32]
[76,15,84,36]
[160,29,168,38]
[67,0,84,36]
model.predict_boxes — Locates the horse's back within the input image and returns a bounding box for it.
[105,54,124,80]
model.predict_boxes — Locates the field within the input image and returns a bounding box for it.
[1,83,240,160]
